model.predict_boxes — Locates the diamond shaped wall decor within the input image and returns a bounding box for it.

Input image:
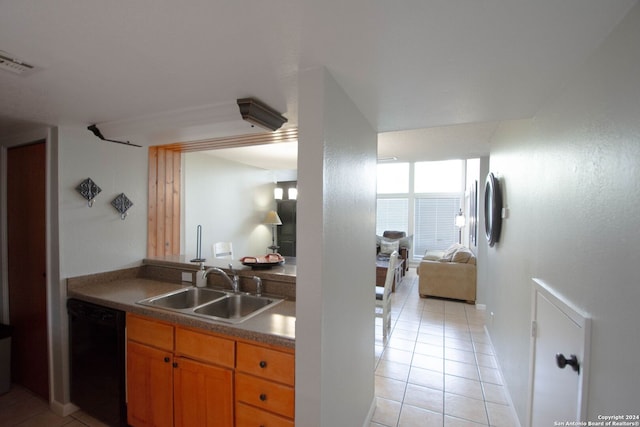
[111,193,133,220]
[76,178,101,207]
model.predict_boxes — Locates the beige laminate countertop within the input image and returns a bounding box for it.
[68,277,296,349]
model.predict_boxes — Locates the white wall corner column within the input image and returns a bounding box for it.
[295,67,378,426]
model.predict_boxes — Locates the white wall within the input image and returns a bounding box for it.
[183,153,275,259]
[58,126,148,278]
[482,3,640,423]
[296,67,378,426]
[54,125,148,409]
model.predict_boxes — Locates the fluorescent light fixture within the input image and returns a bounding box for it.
[237,98,288,131]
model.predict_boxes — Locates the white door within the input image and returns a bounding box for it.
[529,279,590,426]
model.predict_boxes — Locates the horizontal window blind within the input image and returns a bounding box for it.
[376,198,408,236]
[414,197,459,256]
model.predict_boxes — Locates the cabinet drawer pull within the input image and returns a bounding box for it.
[259,393,267,401]
[259,360,267,368]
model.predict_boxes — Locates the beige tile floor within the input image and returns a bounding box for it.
[0,384,108,426]
[373,270,520,427]
[1,271,519,427]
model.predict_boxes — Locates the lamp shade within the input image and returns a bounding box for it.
[263,210,282,225]
[455,209,466,228]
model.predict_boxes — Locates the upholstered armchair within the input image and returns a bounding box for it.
[377,230,411,273]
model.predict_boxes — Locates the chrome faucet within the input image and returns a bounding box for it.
[203,263,239,293]
[252,276,262,297]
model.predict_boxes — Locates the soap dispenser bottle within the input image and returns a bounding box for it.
[195,262,207,287]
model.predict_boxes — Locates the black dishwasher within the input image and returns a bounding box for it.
[67,298,126,427]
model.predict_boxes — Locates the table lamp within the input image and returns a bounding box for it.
[263,210,283,253]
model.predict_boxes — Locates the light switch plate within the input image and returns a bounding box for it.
[181,272,193,283]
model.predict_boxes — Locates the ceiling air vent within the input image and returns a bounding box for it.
[0,51,36,75]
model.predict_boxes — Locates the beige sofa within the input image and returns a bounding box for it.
[417,244,477,304]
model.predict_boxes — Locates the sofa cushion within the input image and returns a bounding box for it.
[423,250,444,261]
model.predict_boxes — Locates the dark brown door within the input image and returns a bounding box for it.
[7,141,48,399]
[277,200,296,257]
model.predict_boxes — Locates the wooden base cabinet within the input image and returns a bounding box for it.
[126,314,234,427]
[126,314,295,427]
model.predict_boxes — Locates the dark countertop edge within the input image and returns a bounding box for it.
[67,279,295,349]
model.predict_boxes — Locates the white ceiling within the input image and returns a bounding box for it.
[203,141,298,171]
[0,0,636,160]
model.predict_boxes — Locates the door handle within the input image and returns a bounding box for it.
[556,353,580,373]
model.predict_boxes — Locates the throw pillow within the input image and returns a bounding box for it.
[452,247,473,263]
[380,238,400,255]
[439,243,462,262]
[399,234,413,249]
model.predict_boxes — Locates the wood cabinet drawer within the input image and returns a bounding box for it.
[236,342,294,386]
[235,402,294,427]
[175,327,235,368]
[127,313,174,351]
[235,373,294,419]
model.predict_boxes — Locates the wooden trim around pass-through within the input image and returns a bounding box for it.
[146,128,297,257]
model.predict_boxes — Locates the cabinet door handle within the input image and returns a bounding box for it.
[259,360,267,368]
[164,357,170,363]
[173,362,178,368]
[259,393,267,401]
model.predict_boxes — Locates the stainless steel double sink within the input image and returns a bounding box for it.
[137,287,283,324]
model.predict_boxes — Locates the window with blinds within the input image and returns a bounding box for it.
[414,197,460,255]
[376,160,465,261]
[376,198,408,235]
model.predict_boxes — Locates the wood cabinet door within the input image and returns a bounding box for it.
[127,341,174,427]
[174,357,234,427]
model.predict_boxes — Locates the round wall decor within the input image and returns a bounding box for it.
[484,172,503,247]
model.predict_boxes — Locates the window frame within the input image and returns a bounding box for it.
[376,160,466,262]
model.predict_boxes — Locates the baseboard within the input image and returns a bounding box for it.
[49,400,79,417]
[483,325,523,427]
[476,303,487,310]
[363,396,376,427]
